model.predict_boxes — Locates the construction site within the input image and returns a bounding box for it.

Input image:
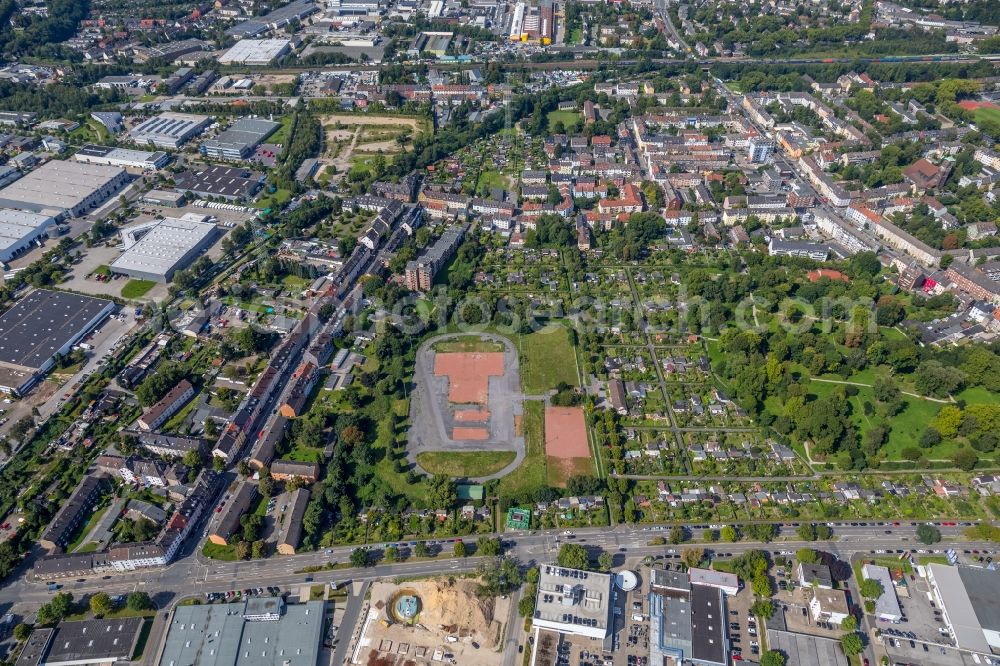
[354,578,512,666]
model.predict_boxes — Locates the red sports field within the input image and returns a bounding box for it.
[454,409,490,422]
[958,100,1000,112]
[452,427,489,440]
[544,406,592,486]
[434,352,505,404]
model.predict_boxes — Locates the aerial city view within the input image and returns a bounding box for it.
[1,1,1000,666]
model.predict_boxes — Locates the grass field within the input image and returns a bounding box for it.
[519,327,579,394]
[975,107,1000,134]
[547,110,580,131]
[416,451,516,477]
[268,115,295,146]
[433,336,506,353]
[476,169,509,194]
[253,188,292,210]
[498,400,547,497]
[957,386,1000,406]
[202,541,237,561]
[121,279,156,299]
[546,455,593,487]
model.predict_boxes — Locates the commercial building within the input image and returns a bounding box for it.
[0,208,56,263]
[174,166,265,202]
[73,144,169,171]
[276,488,310,555]
[218,39,291,65]
[209,481,258,545]
[798,563,834,589]
[532,565,613,639]
[928,563,1000,654]
[767,628,848,666]
[30,618,143,666]
[200,118,280,160]
[141,190,188,208]
[688,567,740,596]
[404,223,467,292]
[39,475,107,553]
[110,213,221,282]
[810,588,850,625]
[649,568,729,666]
[0,290,115,395]
[137,380,196,431]
[129,112,212,149]
[862,563,903,622]
[158,598,325,666]
[0,160,129,218]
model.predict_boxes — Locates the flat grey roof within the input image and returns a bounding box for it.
[690,584,727,666]
[959,565,1000,631]
[130,112,210,144]
[0,289,113,370]
[862,564,902,619]
[0,160,125,213]
[14,627,52,666]
[767,628,849,666]
[44,617,143,665]
[159,600,325,666]
[202,118,280,152]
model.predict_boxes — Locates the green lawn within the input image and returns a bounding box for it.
[268,115,295,146]
[569,27,583,44]
[416,451,516,477]
[974,107,1000,134]
[253,188,292,210]
[476,169,509,193]
[121,279,156,299]
[433,336,505,353]
[498,400,547,498]
[67,503,111,553]
[957,386,1000,406]
[547,110,580,131]
[202,541,238,561]
[519,327,579,394]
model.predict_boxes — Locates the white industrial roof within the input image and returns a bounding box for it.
[0,209,55,249]
[111,214,217,277]
[0,160,125,213]
[218,39,291,64]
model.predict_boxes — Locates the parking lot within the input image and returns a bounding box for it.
[726,579,763,661]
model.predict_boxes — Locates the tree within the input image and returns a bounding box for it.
[350,548,369,567]
[477,536,501,556]
[920,427,942,448]
[681,547,704,569]
[13,623,31,642]
[797,523,817,541]
[952,447,979,472]
[840,632,864,657]
[669,526,686,544]
[760,651,786,666]
[251,540,266,559]
[477,556,523,597]
[752,599,776,619]
[859,578,884,599]
[556,543,590,570]
[598,551,614,571]
[414,541,429,558]
[916,524,942,545]
[518,595,536,618]
[183,448,205,469]
[126,591,154,612]
[703,529,718,542]
[90,592,113,617]
[385,545,400,562]
[721,525,740,543]
[235,541,250,560]
[752,574,773,597]
[841,615,858,631]
[453,541,467,557]
[796,548,820,564]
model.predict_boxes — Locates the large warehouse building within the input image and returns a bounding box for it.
[129,112,212,149]
[0,160,130,218]
[928,563,1000,656]
[200,117,280,160]
[159,598,324,666]
[0,208,57,263]
[110,213,221,282]
[217,39,291,65]
[73,144,170,171]
[0,289,115,395]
